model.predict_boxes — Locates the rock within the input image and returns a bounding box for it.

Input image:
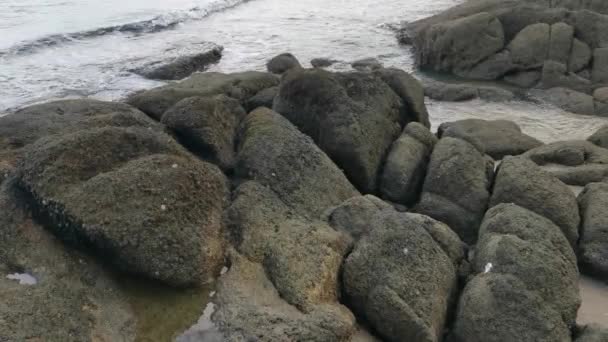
[424,81,514,102]
[213,252,356,341]
[572,10,608,49]
[0,181,136,341]
[490,156,580,247]
[327,195,391,240]
[16,127,229,287]
[273,68,412,193]
[132,46,223,80]
[351,57,383,71]
[235,107,359,219]
[523,140,608,166]
[343,210,459,342]
[541,61,592,93]
[593,87,608,102]
[243,86,278,112]
[415,137,492,244]
[508,23,550,69]
[544,87,595,115]
[127,71,279,120]
[588,124,608,148]
[549,22,574,65]
[416,12,505,75]
[592,48,608,83]
[379,122,436,205]
[578,182,608,282]
[374,68,431,127]
[438,119,542,159]
[311,58,337,68]
[465,50,515,80]
[266,53,302,74]
[569,38,592,72]
[503,70,541,88]
[161,95,246,170]
[450,274,572,342]
[575,324,608,342]
[475,204,580,326]
[540,163,608,186]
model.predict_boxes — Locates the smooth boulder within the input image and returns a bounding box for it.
[132,46,223,80]
[266,53,302,74]
[578,182,608,282]
[588,124,608,148]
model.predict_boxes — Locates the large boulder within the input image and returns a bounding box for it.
[578,182,608,282]
[549,22,574,65]
[592,47,608,83]
[588,124,608,148]
[16,127,229,287]
[243,86,278,112]
[0,181,136,341]
[490,156,580,247]
[127,71,279,120]
[374,68,430,127]
[379,122,436,206]
[327,194,392,241]
[131,46,223,80]
[235,107,359,219]
[438,119,542,159]
[415,137,493,244]
[343,210,460,342]
[507,23,550,69]
[161,95,247,170]
[273,68,424,192]
[266,53,302,74]
[569,38,592,72]
[424,81,515,102]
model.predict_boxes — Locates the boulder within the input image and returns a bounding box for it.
[351,57,383,71]
[578,182,608,282]
[508,23,550,69]
[541,61,592,93]
[343,210,459,342]
[544,87,595,115]
[575,324,608,342]
[588,124,608,148]
[593,87,608,102]
[592,48,608,83]
[266,53,302,74]
[415,137,492,244]
[424,82,514,102]
[465,50,515,80]
[327,195,392,241]
[161,95,247,170]
[311,58,337,68]
[131,46,223,80]
[235,107,359,219]
[524,140,608,166]
[475,204,580,326]
[243,86,278,112]
[273,68,414,193]
[0,181,136,341]
[438,119,542,159]
[490,156,579,247]
[450,274,572,342]
[415,12,505,75]
[374,68,431,127]
[569,38,592,72]
[549,22,574,65]
[379,122,436,205]
[539,163,608,186]
[127,71,279,120]
[503,70,541,88]
[16,127,229,287]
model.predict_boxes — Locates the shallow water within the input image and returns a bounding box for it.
[578,276,608,328]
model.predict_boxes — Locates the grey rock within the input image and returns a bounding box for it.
[592,48,608,83]
[541,61,592,93]
[549,22,574,65]
[438,119,542,159]
[351,57,383,71]
[508,23,550,69]
[127,71,279,120]
[243,86,278,112]
[327,195,391,240]
[578,182,608,282]
[374,68,431,127]
[588,124,608,148]
[425,81,514,102]
[132,46,222,80]
[575,324,608,342]
[311,58,337,68]
[504,70,541,88]
[544,87,595,115]
[569,38,592,72]
[379,122,435,205]
[490,156,580,247]
[524,140,608,166]
[593,87,608,102]
[161,95,246,170]
[465,50,515,80]
[415,137,492,244]
[267,53,302,74]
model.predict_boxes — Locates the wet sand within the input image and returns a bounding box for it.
[578,276,608,327]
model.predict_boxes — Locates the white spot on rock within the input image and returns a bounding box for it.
[271,172,276,177]
[484,262,493,273]
[220,266,229,275]
[160,204,167,211]
[402,247,409,255]
[209,291,216,298]
[7,273,37,285]
[172,164,178,169]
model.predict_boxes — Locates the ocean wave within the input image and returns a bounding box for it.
[0,0,250,58]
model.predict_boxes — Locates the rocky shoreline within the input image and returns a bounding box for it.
[2,2,608,342]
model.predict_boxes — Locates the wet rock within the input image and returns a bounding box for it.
[379,122,436,205]
[524,140,608,166]
[235,107,359,219]
[327,195,391,240]
[343,210,459,342]
[161,95,247,170]
[592,48,608,83]
[266,53,302,74]
[490,156,580,247]
[588,124,608,148]
[132,46,223,80]
[450,274,572,342]
[503,70,541,88]
[311,58,337,68]
[0,182,136,341]
[415,12,505,75]
[569,38,592,72]
[438,119,542,159]
[465,50,515,80]
[127,71,279,120]
[374,68,430,127]
[544,87,595,115]
[575,324,608,342]
[243,86,278,112]
[475,204,580,326]
[541,61,592,93]
[578,183,608,283]
[213,252,356,341]
[415,137,492,244]
[16,127,229,287]
[508,23,550,69]
[273,68,416,193]
[424,81,515,102]
[351,57,383,71]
